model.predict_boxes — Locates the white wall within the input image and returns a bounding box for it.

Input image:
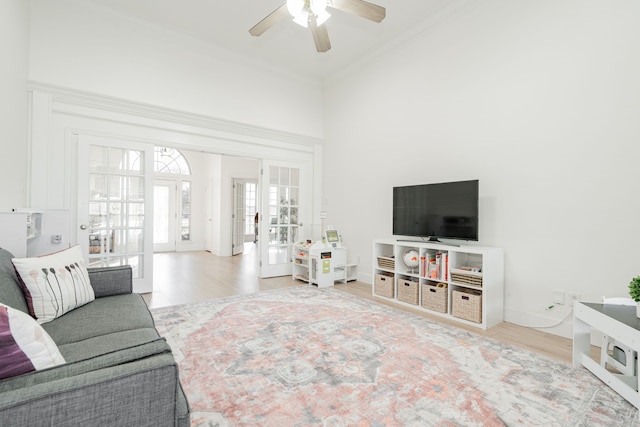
[323,0,640,335]
[0,1,30,210]
[28,0,324,138]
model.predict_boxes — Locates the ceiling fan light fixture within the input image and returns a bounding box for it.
[310,0,330,25]
[315,9,331,26]
[286,0,305,17]
[287,0,330,28]
[250,0,385,52]
[310,0,328,15]
[292,10,309,27]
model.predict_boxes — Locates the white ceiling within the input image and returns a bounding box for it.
[83,0,477,81]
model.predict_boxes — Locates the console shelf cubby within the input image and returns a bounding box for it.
[372,238,504,330]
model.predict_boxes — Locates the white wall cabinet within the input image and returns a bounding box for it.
[373,238,504,330]
[0,212,42,257]
[0,210,71,258]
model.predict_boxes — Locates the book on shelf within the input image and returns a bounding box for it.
[424,251,448,280]
[444,253,449,281]
[441,252,448,281]
[427,253,436,279]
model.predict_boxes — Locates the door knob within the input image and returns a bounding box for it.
[80,224,88,230]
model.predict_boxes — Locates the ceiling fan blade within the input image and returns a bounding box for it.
[328,0,386,23]
[249,4,289,37]
[309,14,331,52]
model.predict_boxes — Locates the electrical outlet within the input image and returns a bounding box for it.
[552,289,565,305]
[567,292,581,302]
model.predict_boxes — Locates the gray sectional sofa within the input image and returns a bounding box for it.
[0,248,190,427]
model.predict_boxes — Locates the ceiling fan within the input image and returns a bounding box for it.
[249,0,386,53]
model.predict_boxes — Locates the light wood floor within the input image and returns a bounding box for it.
[144,243,574,364]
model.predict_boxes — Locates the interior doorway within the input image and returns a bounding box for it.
[231,179,259,256]
[153,147,193,253]
[151,147,311,281]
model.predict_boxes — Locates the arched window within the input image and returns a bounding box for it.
[154,147,192,175]
[153,147,193,243]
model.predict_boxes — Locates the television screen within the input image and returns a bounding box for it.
[393,180,479,241]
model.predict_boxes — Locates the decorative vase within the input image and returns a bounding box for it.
[636,302,640,318]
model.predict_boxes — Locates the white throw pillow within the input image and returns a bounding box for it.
[0,302,65,380]
[12,245,95,324]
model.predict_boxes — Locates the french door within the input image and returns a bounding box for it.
[153,180,177,252]
[259,160,310,278]
[77,135,154,293]
[232,179,245,256]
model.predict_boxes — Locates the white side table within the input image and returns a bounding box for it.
[573,301,640,408]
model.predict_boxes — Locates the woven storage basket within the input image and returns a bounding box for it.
[397,279,419,305]
[374,273,394,298]
[450,269,483,287]
[377,256,395,270]
[422,283,448,313]
[452,289,482,323]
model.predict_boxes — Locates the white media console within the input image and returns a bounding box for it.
[373,238,504,330]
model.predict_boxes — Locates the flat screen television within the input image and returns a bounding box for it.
[393,179,479,242]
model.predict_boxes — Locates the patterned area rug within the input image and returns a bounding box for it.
[151,287,640,426]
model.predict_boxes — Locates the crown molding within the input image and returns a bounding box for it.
[325,0,481,85]
[28,81,324,151]
[64,0,323,87]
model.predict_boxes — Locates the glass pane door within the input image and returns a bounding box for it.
[153,180,176,252]
[260,163,301,277]
[78,136,154,293]
[232,179,245,256]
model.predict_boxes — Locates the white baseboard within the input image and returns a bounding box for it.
[358,272,373,285]
[506,306,608,347]
[357,273,603,344]
[503,307,574,339]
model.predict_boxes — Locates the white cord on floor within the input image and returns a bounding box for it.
[508,307,574,329]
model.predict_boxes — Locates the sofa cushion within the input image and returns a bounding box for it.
[42,293,155,345]
[57,328,161,363]
[0,303,65,380]
[0,248,29,314]
[12,245,95,324]
[88,266,133,297]
[0,354,183,426]
[0,338,171,393]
